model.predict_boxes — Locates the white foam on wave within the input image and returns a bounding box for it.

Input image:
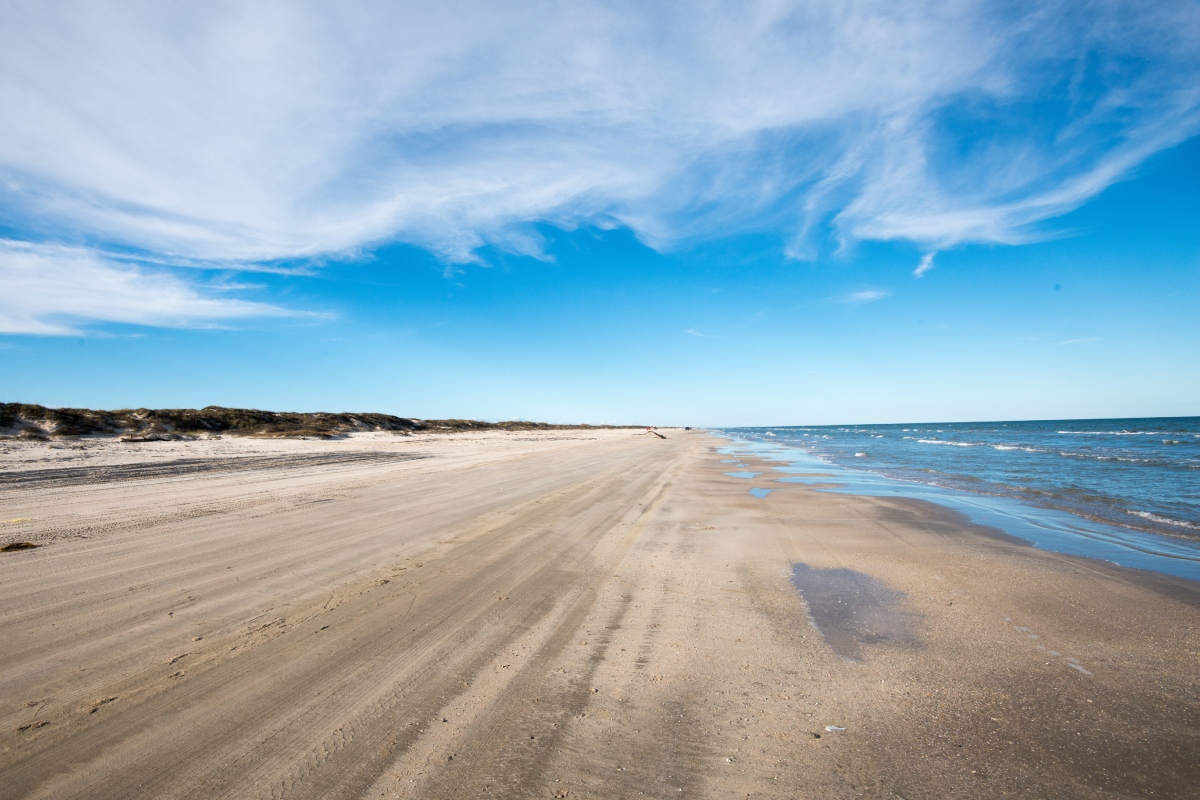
[1058,452,1151,463]
[918,439,977,447]
[1057,430,1168,436]
[1126,510,1200,530]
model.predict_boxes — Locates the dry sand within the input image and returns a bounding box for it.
[0,430,1196,799]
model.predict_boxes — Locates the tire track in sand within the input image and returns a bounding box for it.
[1,436,687,800]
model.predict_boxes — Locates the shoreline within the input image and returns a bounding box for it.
[714,433,1200,581]
[1,431,1196,798]
[861,492,1200,608]
[888,494,1200,606]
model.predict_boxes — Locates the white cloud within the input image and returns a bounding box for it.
[914,252,936,278]
[836,289,893,304]
[1058,337,1099,345]
[0,1,1196,277]
[684,328,724,339]
[0,240,291,334]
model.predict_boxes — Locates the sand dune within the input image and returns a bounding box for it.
[1,431,1196,799]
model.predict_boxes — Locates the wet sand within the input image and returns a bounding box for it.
[1,431,1197,799]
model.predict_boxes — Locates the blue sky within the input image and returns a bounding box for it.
[1,2,1198,425]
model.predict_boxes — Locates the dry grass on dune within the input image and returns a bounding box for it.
[0,403,637,441]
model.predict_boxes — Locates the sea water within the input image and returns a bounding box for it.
[717,417,1200,581]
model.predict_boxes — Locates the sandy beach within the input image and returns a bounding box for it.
[1,430,1196,799]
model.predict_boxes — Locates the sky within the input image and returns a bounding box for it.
[1,1,1198,426]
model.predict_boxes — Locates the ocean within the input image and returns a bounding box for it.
[717,417,1200,581]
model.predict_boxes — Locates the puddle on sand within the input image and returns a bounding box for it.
[719,459,739,463]
[724,471,761,479]
[750,488,772,498]
[790,563,918,661]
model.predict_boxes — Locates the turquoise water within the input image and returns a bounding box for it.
[716,417,1200,582]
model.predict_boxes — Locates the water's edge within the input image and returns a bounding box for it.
[714,434,1200,583]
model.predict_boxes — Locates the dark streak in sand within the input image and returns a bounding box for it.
[0,451,430,489]
[789,563,920,660]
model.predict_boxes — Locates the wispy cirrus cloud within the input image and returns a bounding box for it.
[1059,337,1099,345]
[835,289,893,305]
[0,1,1197,332]
[684,328,724,339]
[913,253,937,278]
[0,240,292,335]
